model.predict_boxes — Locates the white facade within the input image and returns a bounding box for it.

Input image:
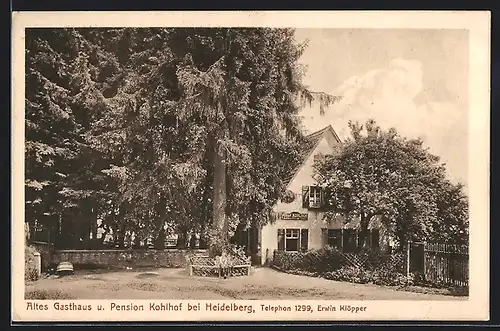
[260,126,345,265]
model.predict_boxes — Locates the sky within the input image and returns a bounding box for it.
[294,28,469,187]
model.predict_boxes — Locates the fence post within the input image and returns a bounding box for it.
[406,240,411,279]
[423,241,427,281]
[33,251,41,279]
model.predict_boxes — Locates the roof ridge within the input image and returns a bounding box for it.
[281,126,331,187]
[305,125,331,138]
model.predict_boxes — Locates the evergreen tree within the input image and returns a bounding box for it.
[25,28,340,254]
[25,28,126,247]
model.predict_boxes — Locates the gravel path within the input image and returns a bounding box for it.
[25,267,467,300]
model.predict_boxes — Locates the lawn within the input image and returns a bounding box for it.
[25,267,467,300]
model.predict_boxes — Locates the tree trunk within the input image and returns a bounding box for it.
[133,233,142,249]
[199,151,213,250]
[359,213,370,249]
[154,226,165,250]
[249,220,259,265]
[212,138,227,250]
[199,224,208,249]
[117,227,125,249]
[81,217,91,249]
[397,230,408,253]
[189,233,197,248]
[176,229,188,248]
[397,216,410,252]
[90,207,98,249]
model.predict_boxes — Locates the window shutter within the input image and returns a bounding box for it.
[302,186,310,208]
[300,229,309,252]
[320,188,325,208]
[277,229,285,251]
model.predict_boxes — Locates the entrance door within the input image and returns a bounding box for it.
[248,227,262,265]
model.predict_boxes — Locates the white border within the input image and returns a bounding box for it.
[11,10,491,322]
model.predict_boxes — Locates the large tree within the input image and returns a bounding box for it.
[315,119,469,249]
[113,28,340,255]
[165,28,340,255]
[25,28,124,247]
[26,28,340,255]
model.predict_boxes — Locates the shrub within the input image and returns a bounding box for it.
[25,245,39,282]
[322,266,373,284]
[412,271,426,285]
[411,271,468,294]
[371,269,414,286]
[25,289,75,300]
[303,246,344,273]
[228,245,248,262]
[318,266,414,287]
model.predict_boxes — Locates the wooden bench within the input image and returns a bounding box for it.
[187,255,251,277]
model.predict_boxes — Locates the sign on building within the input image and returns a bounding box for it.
[279,212,309,220]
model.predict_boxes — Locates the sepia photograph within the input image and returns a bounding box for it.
[11,11,490,322]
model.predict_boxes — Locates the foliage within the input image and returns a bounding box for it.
[277,264,414,287]
[25,245,40,282]
[302,246,345,272]
[212,245,249,267]
[25,288,75,300]
[272,246,405,274]
[315,119,469,247]
[281,190,296,203]
[25,28,129,248]
[322,266,373,284]
[228,244,250,261]
[26,28,340,253]
[370,269,414,286]
[411,271,468,291]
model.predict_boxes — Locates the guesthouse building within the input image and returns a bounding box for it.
[258,125,384,265]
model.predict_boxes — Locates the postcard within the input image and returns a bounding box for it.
[11,10,490,322]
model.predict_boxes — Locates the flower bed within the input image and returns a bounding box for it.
[272,246,406,273]
[271,246,412,287]
[188,252,251,278]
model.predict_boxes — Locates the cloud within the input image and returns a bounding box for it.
[299,58,468,185]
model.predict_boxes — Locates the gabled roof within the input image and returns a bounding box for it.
[282,125,341,187]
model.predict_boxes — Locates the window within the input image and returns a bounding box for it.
[278,228,309,252]
[322,228,380,252]
[327,229,342,249]
[309,186,322,208]
[285,229,299,251]
[343,229,358,253]
[302,186,323,209]
[357,230,371,249]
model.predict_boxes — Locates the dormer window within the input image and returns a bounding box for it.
[302,185,324,209]
[309,186,322,208]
